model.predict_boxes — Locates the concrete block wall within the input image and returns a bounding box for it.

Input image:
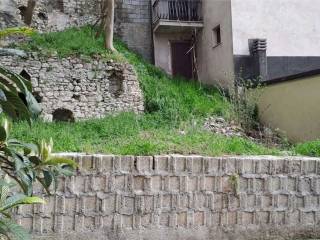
[15,154,320,240]
[115,0,152,61]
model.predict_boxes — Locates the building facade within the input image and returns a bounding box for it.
[152,0,320,87]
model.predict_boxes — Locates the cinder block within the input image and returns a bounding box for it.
[114,175,126,191]
[278,194,289,209]
[188,176,198,192]
[290,160,302,174]
[228,194,240,211]
[133,176,144,191]
[41,217,54,234]
[256,159,272,174]
[81,155,95,171]
[83,196,97,214]
[101,155,114,172]
[73,176,85,193]
[151,176,162,191]
[261,195,273,209]
[256,211,270,224]
[213,193,223,211]
[225,158,237,174]
[141,214,152,228]
[205,157,219,174]
[192,156,203,174]
[155,155,169,172]
[143,196,154,213]
[205,176,216,192]
[239,177,248,192]
[161,194,171,210]
[175,156,186,172]
[160,213,169,226]
[299,177,312,193]
[238,158,254,174]
[169,177,180,192]
[177,212,187,227]
[171,194,179,210]
[122,215,133,228]
[63,216,75,231]
[287,177,297,192]
[194,211,205,226]
[254,178,265,192]
[211,212,221,226]
[136,156,153,173]
[102,215,113,229]
[121,156,134,172]
[227,211,237,225]
[241,212,254,225]
[302,160,317,175]
[102,195,116,214]
[178,194,189,210]
[120,196,134,215]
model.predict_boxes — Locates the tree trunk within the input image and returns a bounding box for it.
[24,0,36,25]
[103,0,115,51]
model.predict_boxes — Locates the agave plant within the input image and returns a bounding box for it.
[0,64,76,240]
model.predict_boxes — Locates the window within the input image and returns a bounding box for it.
[212,25,222,47]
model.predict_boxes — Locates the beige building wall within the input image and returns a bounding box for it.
[258,75,320,143]
[196,0,235,88]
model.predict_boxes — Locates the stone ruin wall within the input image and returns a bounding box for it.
[0,53,144,121]
[0,0,153,60]
[14,153,320,240]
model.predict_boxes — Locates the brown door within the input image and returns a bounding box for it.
[171,41,193,80]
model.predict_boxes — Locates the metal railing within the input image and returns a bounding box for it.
[152,0,202,23]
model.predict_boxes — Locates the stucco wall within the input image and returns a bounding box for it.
[231,0,320,56]
[196,0,234,88]
[15,153,320,240]
[258,74,320,143]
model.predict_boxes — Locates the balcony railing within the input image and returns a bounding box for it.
[152,0,202,24]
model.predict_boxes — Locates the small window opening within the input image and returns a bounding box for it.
[52,108,75,122]
[212,25,222,48]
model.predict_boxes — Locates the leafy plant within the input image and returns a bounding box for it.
[0,65,41,122]
[0,176,44,240]
[0,65,76,239]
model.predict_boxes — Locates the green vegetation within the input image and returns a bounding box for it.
[11,26,318,157]
[294,140,320,157]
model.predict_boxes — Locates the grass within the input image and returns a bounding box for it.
[10,26,313,156]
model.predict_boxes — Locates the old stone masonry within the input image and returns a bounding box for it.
[0,0,152,60]
[0,53,144,121]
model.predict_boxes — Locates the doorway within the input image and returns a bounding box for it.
[171,41,193,80]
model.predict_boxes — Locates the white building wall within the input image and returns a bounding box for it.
[231,0,320,56]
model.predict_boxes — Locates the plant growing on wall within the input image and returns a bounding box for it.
[0,65,76,239]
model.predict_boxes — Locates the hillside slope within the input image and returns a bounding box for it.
[10,26,294,156]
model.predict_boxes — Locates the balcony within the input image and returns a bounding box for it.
[152,0,204,33]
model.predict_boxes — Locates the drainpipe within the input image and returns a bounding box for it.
[249,39,268,82]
